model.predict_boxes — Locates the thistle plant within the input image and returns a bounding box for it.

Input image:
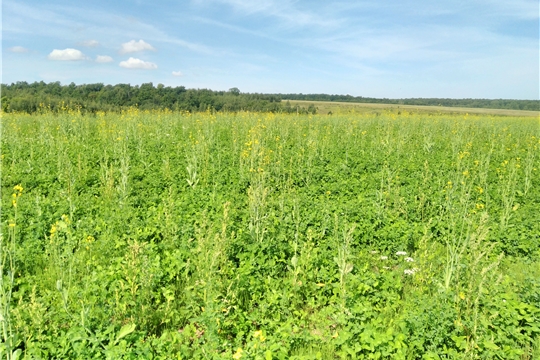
[499,161,520,233]
[334,221,355,310]
[1,185,24,360]
[522,137,537,196]
[99,157,115,201]
[247,179,268,243]
[117,149,130,204]
[185,162,199,189]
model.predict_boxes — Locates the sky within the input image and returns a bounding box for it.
[2,0,539,99]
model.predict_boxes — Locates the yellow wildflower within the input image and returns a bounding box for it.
[61,214,70,224]
[253,330,266,341]
[232,348,243,359]
[50,223,58,236]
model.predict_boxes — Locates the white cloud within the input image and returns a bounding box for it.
[120,39,156,53]
[119,57,157,69]
[96,55,113,63]
[48,48,86,61]
[172,70,183,76]
[80,39,99,47]
[9,46,29,53]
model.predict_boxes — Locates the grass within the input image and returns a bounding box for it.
[285,99,540,117]
[1,109,539,359]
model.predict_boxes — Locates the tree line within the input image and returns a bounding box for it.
[0,82,316,114]
[1,81,537,114]
[280,93,539,111]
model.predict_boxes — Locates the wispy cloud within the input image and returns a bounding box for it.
[120,39,156,54]
[3,2,79,36]
[80,39,99,47]
[480,0,539,20]
[96,55,113,63]
[3,2,221,56]
[9,46,29,53]
[48,48,86,61]
[193,16,278,41]
[200,0,339,28]
[119,57,157,69]
[172,71,183,76]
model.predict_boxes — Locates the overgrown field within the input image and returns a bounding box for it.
[1,109,539,359]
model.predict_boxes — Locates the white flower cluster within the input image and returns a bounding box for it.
[404,268,420,275]
[396,251,407,256]
[380,255,388,260]
[404,257,414,262]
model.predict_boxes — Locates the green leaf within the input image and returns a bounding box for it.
[115,323,136,344]
[291,255,298,267]
[12,349,22,360]
[483,340,499,350]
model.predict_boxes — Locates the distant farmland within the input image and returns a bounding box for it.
[284,99,540,116]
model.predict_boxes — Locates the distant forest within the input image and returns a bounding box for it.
[1,81,538,113]
[0,82,313,114]
[281,93,540,111]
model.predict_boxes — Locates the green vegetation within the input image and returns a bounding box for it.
[2,81,538,114]
[1,109,539,359]
[286,100,540,117]
[281,94,540,111]
[0,82,316,114]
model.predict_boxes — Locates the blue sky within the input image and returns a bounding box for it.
[2,0,539,99]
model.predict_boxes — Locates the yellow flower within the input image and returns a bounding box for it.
[253,330,266,341]
[232,347,243,359]
[50,223,58,236]
[61,214,70,224]
[476,203,485,210]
